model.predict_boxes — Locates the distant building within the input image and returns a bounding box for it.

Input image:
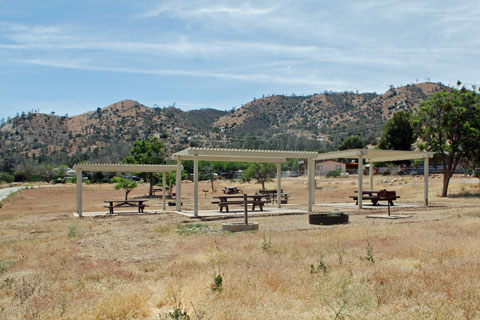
[315,160,346,176]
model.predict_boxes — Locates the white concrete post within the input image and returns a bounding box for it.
[369,161,374,190]
[76,170,83,217]
[162,172,166,211]
[193,155,199,217]
[308,158,314,212]
[176,159,182,212]
[277,162,282,208]
[358,157,363,209]
[424,157,429,206]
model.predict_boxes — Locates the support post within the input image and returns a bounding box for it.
[424,157,429,206]
[358,157,363,209]
[243,193,248,224]
[162,172,166,211]
[76,170,83,218]
[176,159,182,212]
[277,161,281,208]
[193,155,198,217]
[308,158,314,212]
[369,161,374,190]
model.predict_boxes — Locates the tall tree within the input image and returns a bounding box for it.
[338,135,366,150]
[412,86,480,197]
[243,162,276,190]
[123,137,166,196]
[378,111,416,150]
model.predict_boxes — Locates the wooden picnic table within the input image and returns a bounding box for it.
[104,200,148,214]
[350,190,400,206]
[212,194,269,212]
[258,189,289,204]
[222,186,242,194]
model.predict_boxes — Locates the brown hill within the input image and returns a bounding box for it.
[214,82,446,144]
[0,82,448,168]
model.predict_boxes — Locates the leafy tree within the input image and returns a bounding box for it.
[412,86,480,197]
[338,135,366,150]
[15,159,37,182]
[243,162,276,190]
[154,171,186,196]
[203,164,215,191]
[111,176,137,200]
[123,137,166,196]
[378,111,416,150]
[37,163,56,182]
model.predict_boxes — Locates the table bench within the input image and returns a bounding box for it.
[212,195,269,212]
[258,189,289,204]
[350,190,400,206]
[104,200,148,214]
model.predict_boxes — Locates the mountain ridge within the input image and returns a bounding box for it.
[0,82,448,168]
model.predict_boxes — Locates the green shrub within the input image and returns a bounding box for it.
[326,169,341,178]
[0,172,14,184]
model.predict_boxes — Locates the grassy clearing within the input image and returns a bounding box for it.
[0,176,479,318]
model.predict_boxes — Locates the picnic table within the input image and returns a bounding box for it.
[104,200,148,214]
[212,194,269,212]
[350,190,400,206]
[258,189,289,204]
[222,186,242,194]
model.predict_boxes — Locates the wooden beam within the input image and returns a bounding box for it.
[76,170,82,218]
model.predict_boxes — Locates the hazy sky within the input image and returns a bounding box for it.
[1,0,479,119]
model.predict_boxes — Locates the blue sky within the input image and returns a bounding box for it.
[1,0,479,119]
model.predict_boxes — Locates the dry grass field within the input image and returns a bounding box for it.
[0,175,479,319]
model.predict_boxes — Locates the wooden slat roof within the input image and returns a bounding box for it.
[72,163,181,172]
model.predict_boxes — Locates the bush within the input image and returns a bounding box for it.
[326,169,341,178]
[0,172,14,184]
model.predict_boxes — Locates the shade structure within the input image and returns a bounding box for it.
[72,163,182,218]
[315,149,433,208]
[172,148,319,216]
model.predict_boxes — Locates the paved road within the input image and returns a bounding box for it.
[0,186,26,203]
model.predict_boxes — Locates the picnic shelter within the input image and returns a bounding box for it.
[315,149,433,208]
[73,163,182,218]
[172,147,318,217]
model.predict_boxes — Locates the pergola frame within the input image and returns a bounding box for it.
[315,149,434,208]
[172,148,318,216]
[72,163,182,217]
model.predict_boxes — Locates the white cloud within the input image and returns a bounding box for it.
[140,1,277,18]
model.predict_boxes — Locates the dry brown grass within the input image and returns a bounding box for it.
[0,175,479,319]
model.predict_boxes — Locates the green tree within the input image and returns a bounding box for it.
[378,111,416,150]
[154,171,186,196]
[123,137,166,196]
[338,135,366,150]
[203,164,215,191]
[412,86,480,197]
[243,162,276,190]
[15,159,37,182]
[111,176,137,200]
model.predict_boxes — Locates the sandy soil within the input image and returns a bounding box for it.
[0,175,479,319]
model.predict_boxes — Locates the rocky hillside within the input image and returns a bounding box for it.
[215,82,446,143]
[0,82,447,167]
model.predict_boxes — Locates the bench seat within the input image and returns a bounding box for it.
[104,203,148,214]
[350,195,400,206]
[212,200,269,212]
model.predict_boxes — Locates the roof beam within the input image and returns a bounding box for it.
[173,147,317,159]
[72,163,181,173]
[315,149,364,160]
[174,155,286,163]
